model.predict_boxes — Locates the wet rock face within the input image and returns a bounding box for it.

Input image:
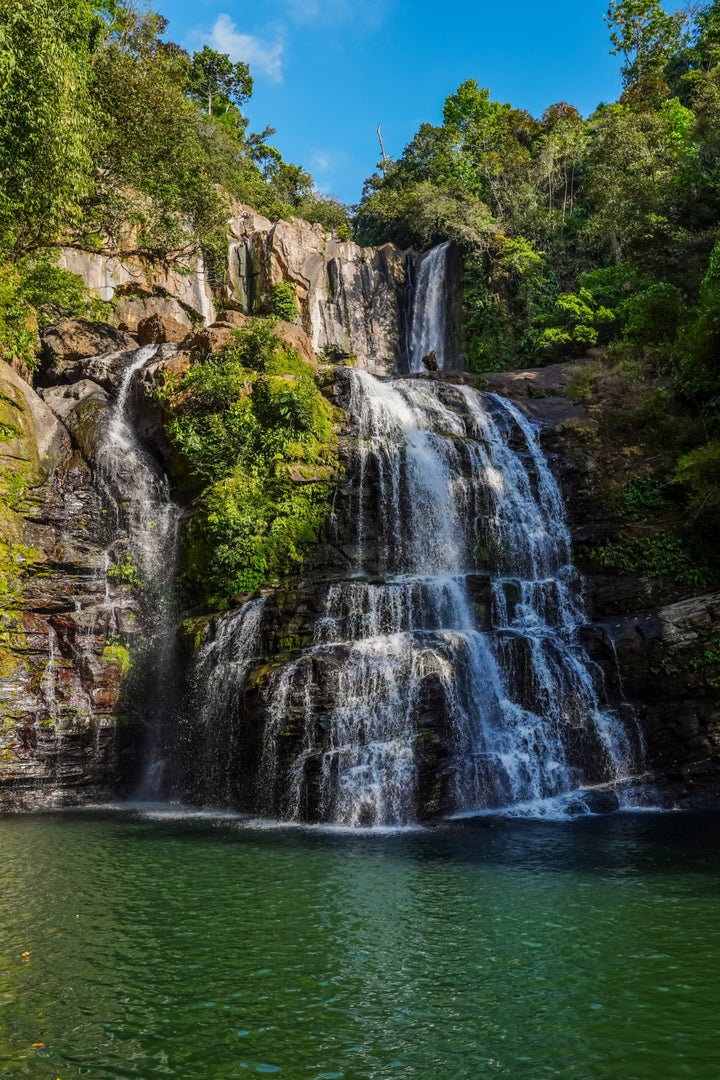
[0,360,141,808]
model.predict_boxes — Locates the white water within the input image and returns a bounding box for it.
[198,364,643,826]
[189,599,267,806]
[258,373,642,824]
[407,241,452,372]
[97,345,181,795]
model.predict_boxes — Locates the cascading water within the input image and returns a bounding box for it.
[406,241,452,372]
[97,344,181,795]
[250,372,643,825]
[190,363,644,825]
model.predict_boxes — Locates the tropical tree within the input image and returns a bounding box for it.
[187,46,252,115]
[0,0,99,256]
[605,0,689,86]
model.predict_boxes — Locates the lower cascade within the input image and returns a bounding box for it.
[184,367,645,826]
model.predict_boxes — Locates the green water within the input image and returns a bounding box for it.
[0,810,719,1079]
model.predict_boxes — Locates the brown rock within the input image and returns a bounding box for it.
[181,325,236,362]
[112,296,194,334]
[137,313,191,345]
[214,310,248,329]
[272,321,317,369]
[39,319,137,385]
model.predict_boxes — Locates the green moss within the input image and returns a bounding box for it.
[588,533,716,590]
[102,644,132,677]
[178,614,215,653]
[107,554,142,589]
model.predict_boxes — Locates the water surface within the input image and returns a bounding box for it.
[0,810,718,1078]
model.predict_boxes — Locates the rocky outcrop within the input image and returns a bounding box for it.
[58,247,216,326]
[57,207,410,373]
[39,319,138,386]
[596,592,720,804]
[56,206,467,377]
[136,313,191,345]
[227,205,408,375]
[0,359,142,808]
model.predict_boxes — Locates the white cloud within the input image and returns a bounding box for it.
[279,0,390,28]
[208,14,284,82]
[311,152,330,172]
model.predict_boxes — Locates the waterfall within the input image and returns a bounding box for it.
[190,363,643,825]
[97,345,181,796]
[185,599,267,807]
[407,242,452,372]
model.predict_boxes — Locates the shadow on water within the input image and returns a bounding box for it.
[31,805,720,881]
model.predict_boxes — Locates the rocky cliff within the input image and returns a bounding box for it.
[0,343,141,807]
[58,203,411,376]
[2,210,719,812]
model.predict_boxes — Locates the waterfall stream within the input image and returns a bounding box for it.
[97,345,181,796]
[174,237,646,826]
[190,366,643,825]
[407,242,452,372]
[255,373,642,824]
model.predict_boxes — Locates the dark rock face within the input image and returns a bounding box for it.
[0,360,142,808]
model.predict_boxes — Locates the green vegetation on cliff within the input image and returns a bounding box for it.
[0,0,350,367]
[157,321,339,609]
[358,0,720,584]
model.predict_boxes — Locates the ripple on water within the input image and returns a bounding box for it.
[0,809,718,1080]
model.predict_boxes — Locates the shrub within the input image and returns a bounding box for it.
[622,282,685,344]
[268,281,298,323]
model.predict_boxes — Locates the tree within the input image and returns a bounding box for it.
[0,0,99,256]
[536,104,588,226]
[187,46,252,116]
[605,0,689,86]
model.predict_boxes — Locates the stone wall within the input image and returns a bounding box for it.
[0,354,142,807]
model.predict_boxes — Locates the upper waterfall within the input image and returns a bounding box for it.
[406,242,454,373]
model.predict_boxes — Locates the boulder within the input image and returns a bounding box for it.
[113,296,194,334]
[137,313,191,345]
[39,319,137,385]
[272,321,317,368]
[181,324,235,362]
[41,380,109,461]
[214,310,247,329]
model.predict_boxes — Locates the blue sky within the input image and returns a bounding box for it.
[163,0,650,204]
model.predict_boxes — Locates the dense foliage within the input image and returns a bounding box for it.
[358,0,720,579]
[157,322,339,608]
[0,0,350,366]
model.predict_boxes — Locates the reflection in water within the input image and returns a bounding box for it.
[0,811,718,1079]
